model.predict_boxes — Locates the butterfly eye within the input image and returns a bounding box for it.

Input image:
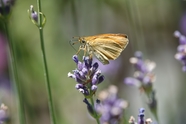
[81,40,86,44]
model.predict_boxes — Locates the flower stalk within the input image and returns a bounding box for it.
[0,0,26,123]
[4,21,26,124]
[28,1,56,124]
[90,97,100,124]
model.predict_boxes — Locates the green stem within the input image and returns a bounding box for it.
[145,92,159,122]
[90,97,100,124]
[4,20,26,124]
[37,0,56,124]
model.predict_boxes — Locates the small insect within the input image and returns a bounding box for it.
[71,33,129,65]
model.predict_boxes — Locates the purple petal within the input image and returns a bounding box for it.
[91,85,97,91]
[67,72,75,79]
[98,75,104,84]
[92,75,98,85]
[72,55,79,64]
[134,51,143,59]
[179,35,186,45]
[75,84,83,89]
[177,45,186,52]
[82,67,88,75]
[124,77,140,87]
[92,62,99,70]
[174,30,181,38]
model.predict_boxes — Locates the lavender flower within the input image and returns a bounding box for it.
[0,0,15,16]
[174,31,186,72]
[124,51,156,94]
[124,51,158,120]
[129,108,152,124]
[96,85,128,124]
[68,55,104,98]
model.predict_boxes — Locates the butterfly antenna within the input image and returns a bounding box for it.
[70,36,81,45]
[69,39,79,53]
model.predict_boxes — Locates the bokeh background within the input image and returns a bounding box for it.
[0,0,186,124]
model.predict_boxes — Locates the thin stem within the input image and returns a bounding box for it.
[37,0,56,124]
[4,19,26,124]
[122,111,128,124]
[90,97,100,124]
[145,92,159,122]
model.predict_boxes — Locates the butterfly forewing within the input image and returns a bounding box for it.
[85,34,128,48]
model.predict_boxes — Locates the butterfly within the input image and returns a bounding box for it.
[72,33,129,65]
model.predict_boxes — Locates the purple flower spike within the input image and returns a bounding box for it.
[174,31,186,72]
[68,55,104,97]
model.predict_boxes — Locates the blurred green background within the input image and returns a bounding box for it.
[0,0,186,124]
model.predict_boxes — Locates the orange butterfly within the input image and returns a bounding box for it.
[72,34,129,65]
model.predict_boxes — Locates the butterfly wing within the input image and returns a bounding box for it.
[85,34,129,64]
[93,49,110,64]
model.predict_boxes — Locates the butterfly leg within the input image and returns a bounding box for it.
[75,48,81,55]
[76,46,86,55]
[83,45,87,56]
